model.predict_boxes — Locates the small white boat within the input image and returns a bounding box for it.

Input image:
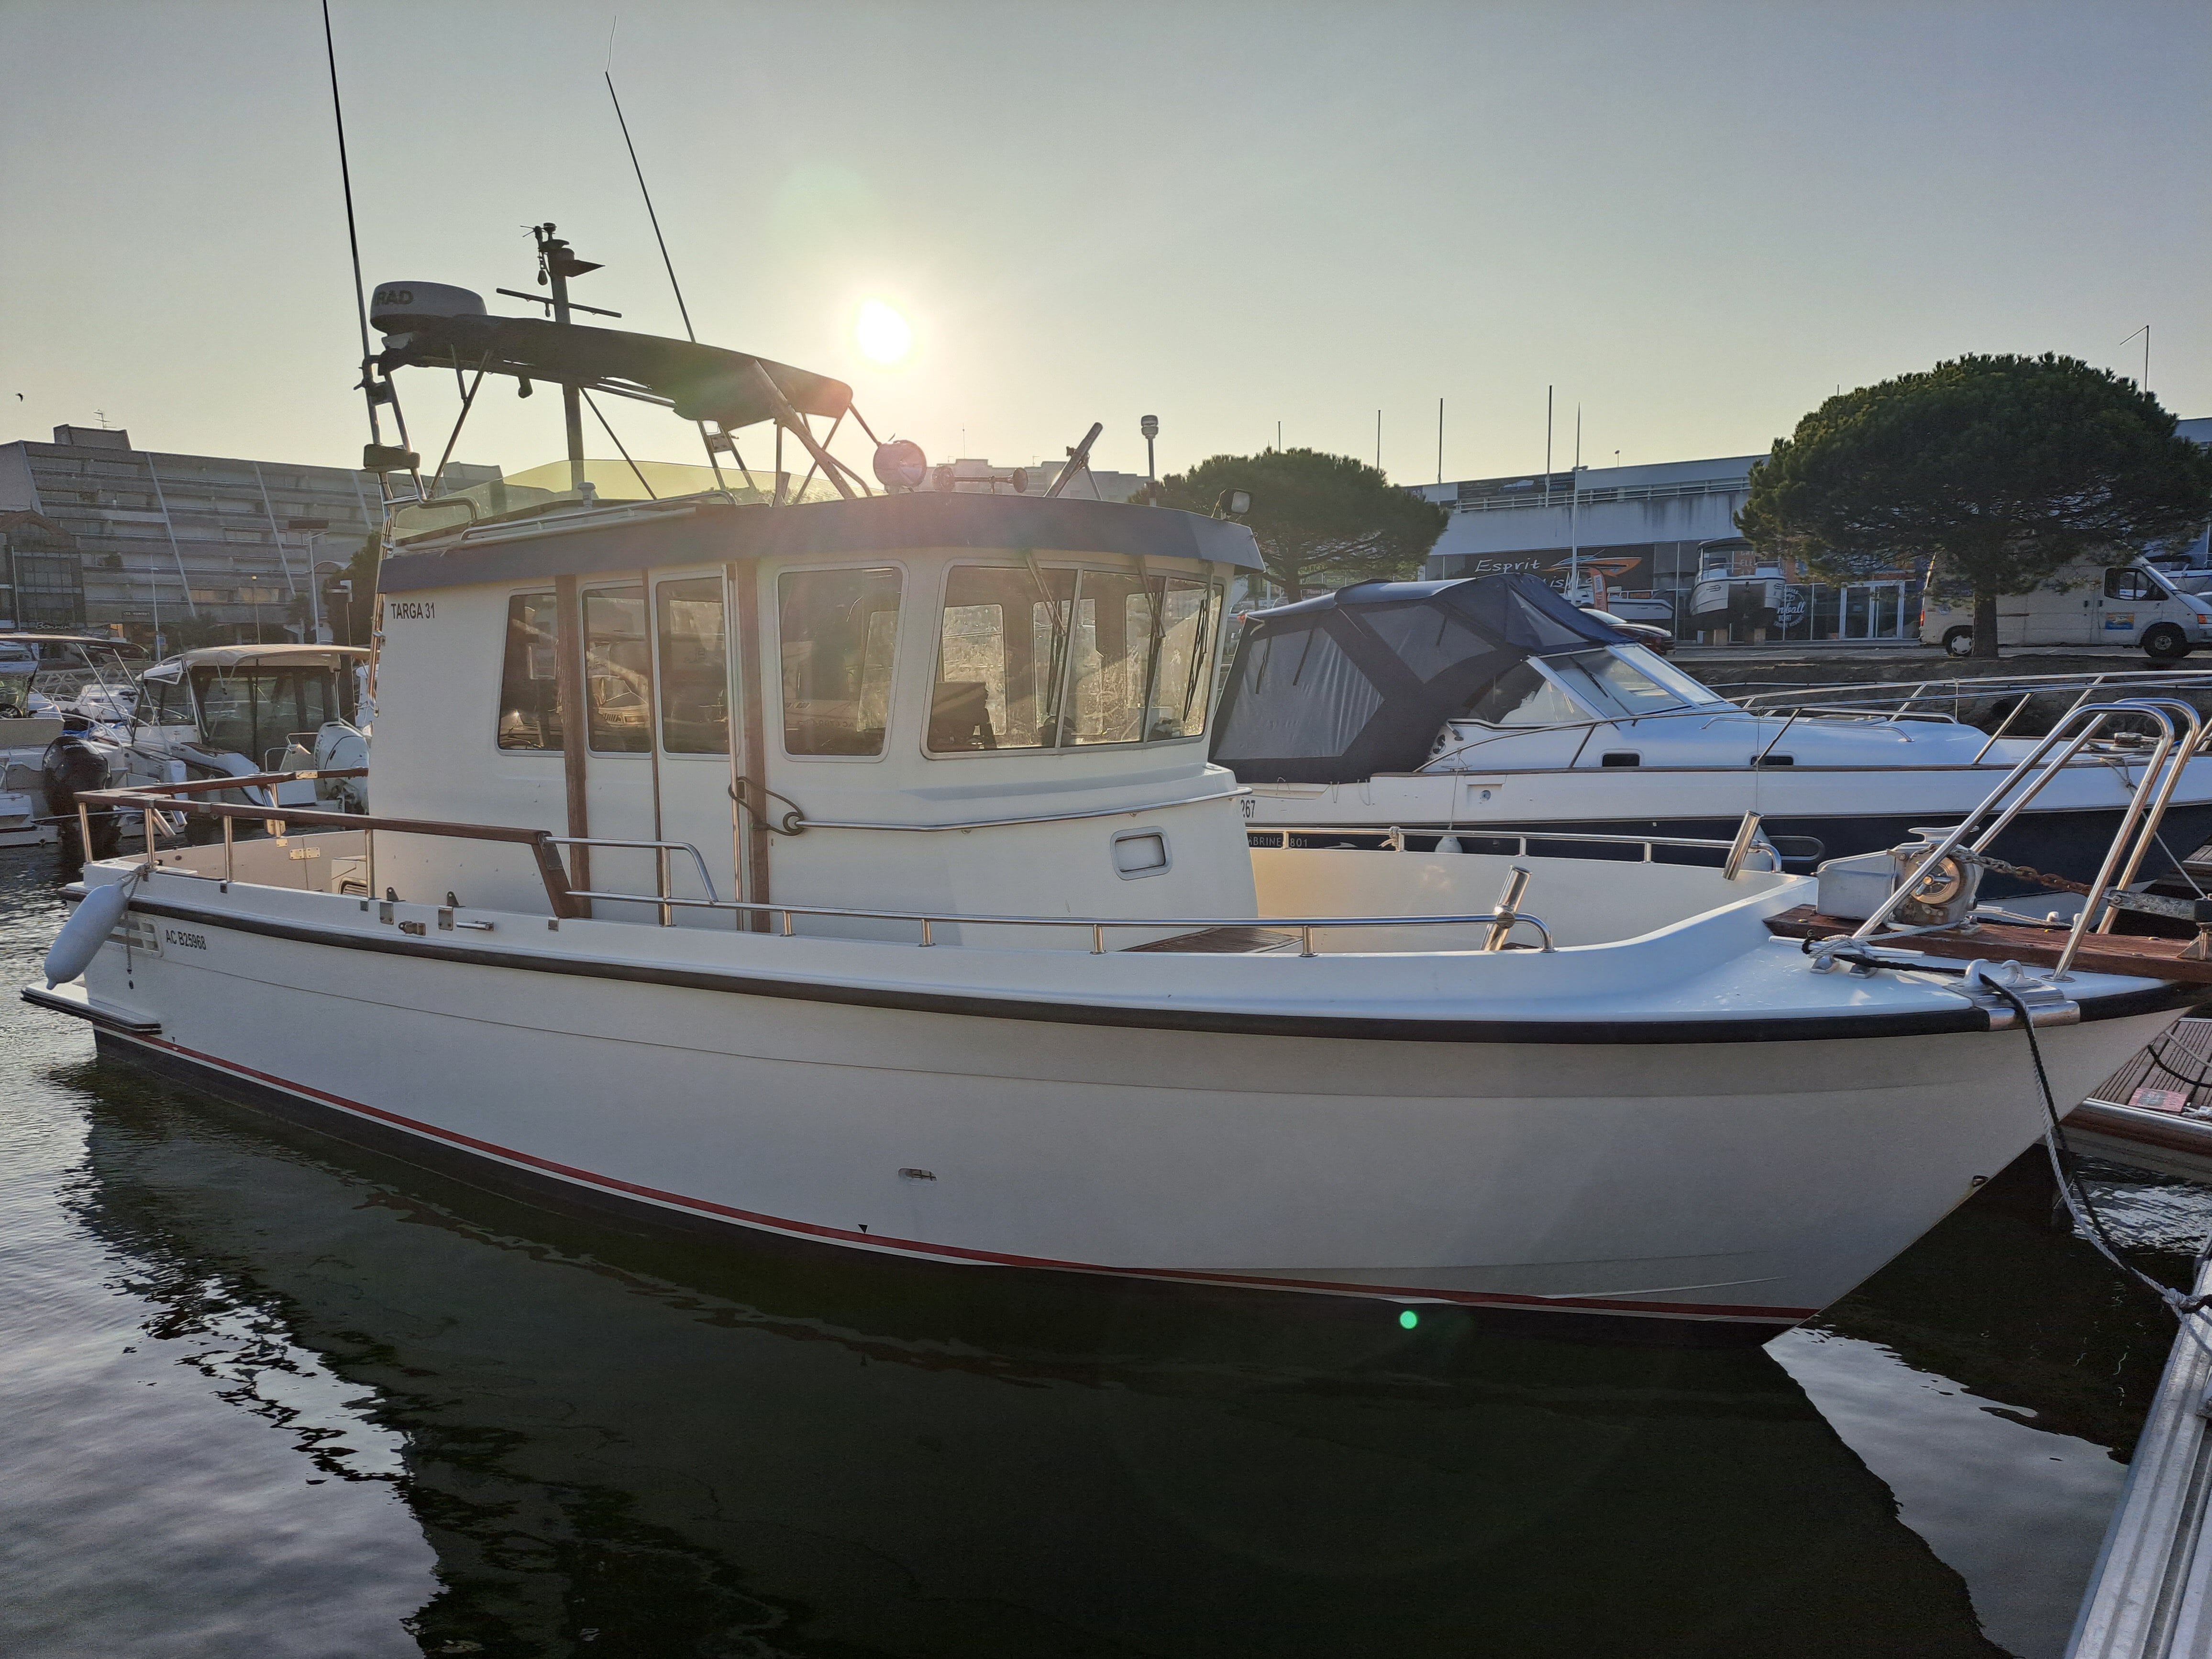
[25,266,2201,1344]
[42,643,370,856]
[1221,578,2212,894]
[0,642,65,845]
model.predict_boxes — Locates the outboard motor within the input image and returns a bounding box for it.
[42,735,118,861]
[313,719,369,813]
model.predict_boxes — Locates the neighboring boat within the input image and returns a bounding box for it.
[0,631,151,710]
[24,258,2203,1344]
[0,642,63,845]
[117,643,368,805]
[42,643,370,855]
[1220,577,2212,894]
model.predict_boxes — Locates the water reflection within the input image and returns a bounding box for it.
[59,1069,2013,1659]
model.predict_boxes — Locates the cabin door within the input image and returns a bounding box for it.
[648,571,742,926]
[575,583,661,920]
[575,576,741,926]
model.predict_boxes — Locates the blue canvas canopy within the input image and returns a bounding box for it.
[1209,574,1632,784]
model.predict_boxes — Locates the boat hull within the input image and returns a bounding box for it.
[59,896,2190,1344]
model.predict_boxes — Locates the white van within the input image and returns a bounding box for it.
[1919,556,2212,661]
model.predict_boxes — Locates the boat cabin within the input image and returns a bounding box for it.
[372,491,1263,935]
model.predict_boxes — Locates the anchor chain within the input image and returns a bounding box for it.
[1971,854,2093,896]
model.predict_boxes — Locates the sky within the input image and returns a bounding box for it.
[1,0,2206,489]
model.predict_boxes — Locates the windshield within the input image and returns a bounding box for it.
[1546,647,1723,719]
[0,666,34,713]
[1457,646,1725,729]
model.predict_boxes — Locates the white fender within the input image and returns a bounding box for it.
[45,874,140,987]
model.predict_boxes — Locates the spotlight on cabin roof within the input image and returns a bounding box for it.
[873,439,928,491]
[1215,488,1251,520]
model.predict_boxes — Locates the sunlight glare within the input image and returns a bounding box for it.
[856,300,912,364]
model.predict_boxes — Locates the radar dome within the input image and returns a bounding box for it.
[370,282,487,339]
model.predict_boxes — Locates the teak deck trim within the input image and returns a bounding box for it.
[1763,906,2212,985]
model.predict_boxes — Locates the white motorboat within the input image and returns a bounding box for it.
[0,643,63,845]
[25,260,2203,1344]
[1221,578,2212,896]
[41,642,369,856]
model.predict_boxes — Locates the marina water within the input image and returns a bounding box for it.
[3,841,2203,1659]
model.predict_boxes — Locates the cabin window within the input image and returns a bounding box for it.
[188,668,345,767]
[2106,567,2159,602]
[195,672,254,754]
[779,566,902,756]
[585,586,652,753]
[932,564,1075,750]
[141,672,194,728]
[656,577,729,754]
[497,591,564,751]
[931,565,1219,752]
[1149,579,1218,740]
[1067,569,1157,745]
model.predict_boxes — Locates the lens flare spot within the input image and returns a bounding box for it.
[856,300,911,364]
[1398,1309,1420,1330]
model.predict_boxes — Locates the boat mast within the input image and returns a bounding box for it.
[532,224,601,494]
[1569,405,1582,601]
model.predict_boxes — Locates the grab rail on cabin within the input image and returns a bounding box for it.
[72,779,586,920]
[772,786,1250,835]
[548,836,719,927]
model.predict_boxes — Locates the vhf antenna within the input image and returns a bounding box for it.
[606,68,733,489]
[321,0,418,510]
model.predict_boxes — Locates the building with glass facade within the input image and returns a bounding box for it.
[0,426,498,648]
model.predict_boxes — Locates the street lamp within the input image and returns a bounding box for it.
[289,518,332,643]
[1140,415,1159,487]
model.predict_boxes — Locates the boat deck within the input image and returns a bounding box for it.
[1126,925,1301,954]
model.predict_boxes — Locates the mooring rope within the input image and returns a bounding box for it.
[1985,981,2212,1352]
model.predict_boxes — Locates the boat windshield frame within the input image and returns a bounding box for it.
[1462,645,1729,731]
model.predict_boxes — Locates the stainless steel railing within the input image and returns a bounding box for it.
[1841,698,2206,979]
[1245,817,1786,877]
[552,886,1556,957]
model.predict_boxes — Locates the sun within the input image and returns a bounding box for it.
[855,299,912,365]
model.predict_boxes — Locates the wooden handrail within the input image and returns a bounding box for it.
[88,766,370,796]
[77,784,583,918]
